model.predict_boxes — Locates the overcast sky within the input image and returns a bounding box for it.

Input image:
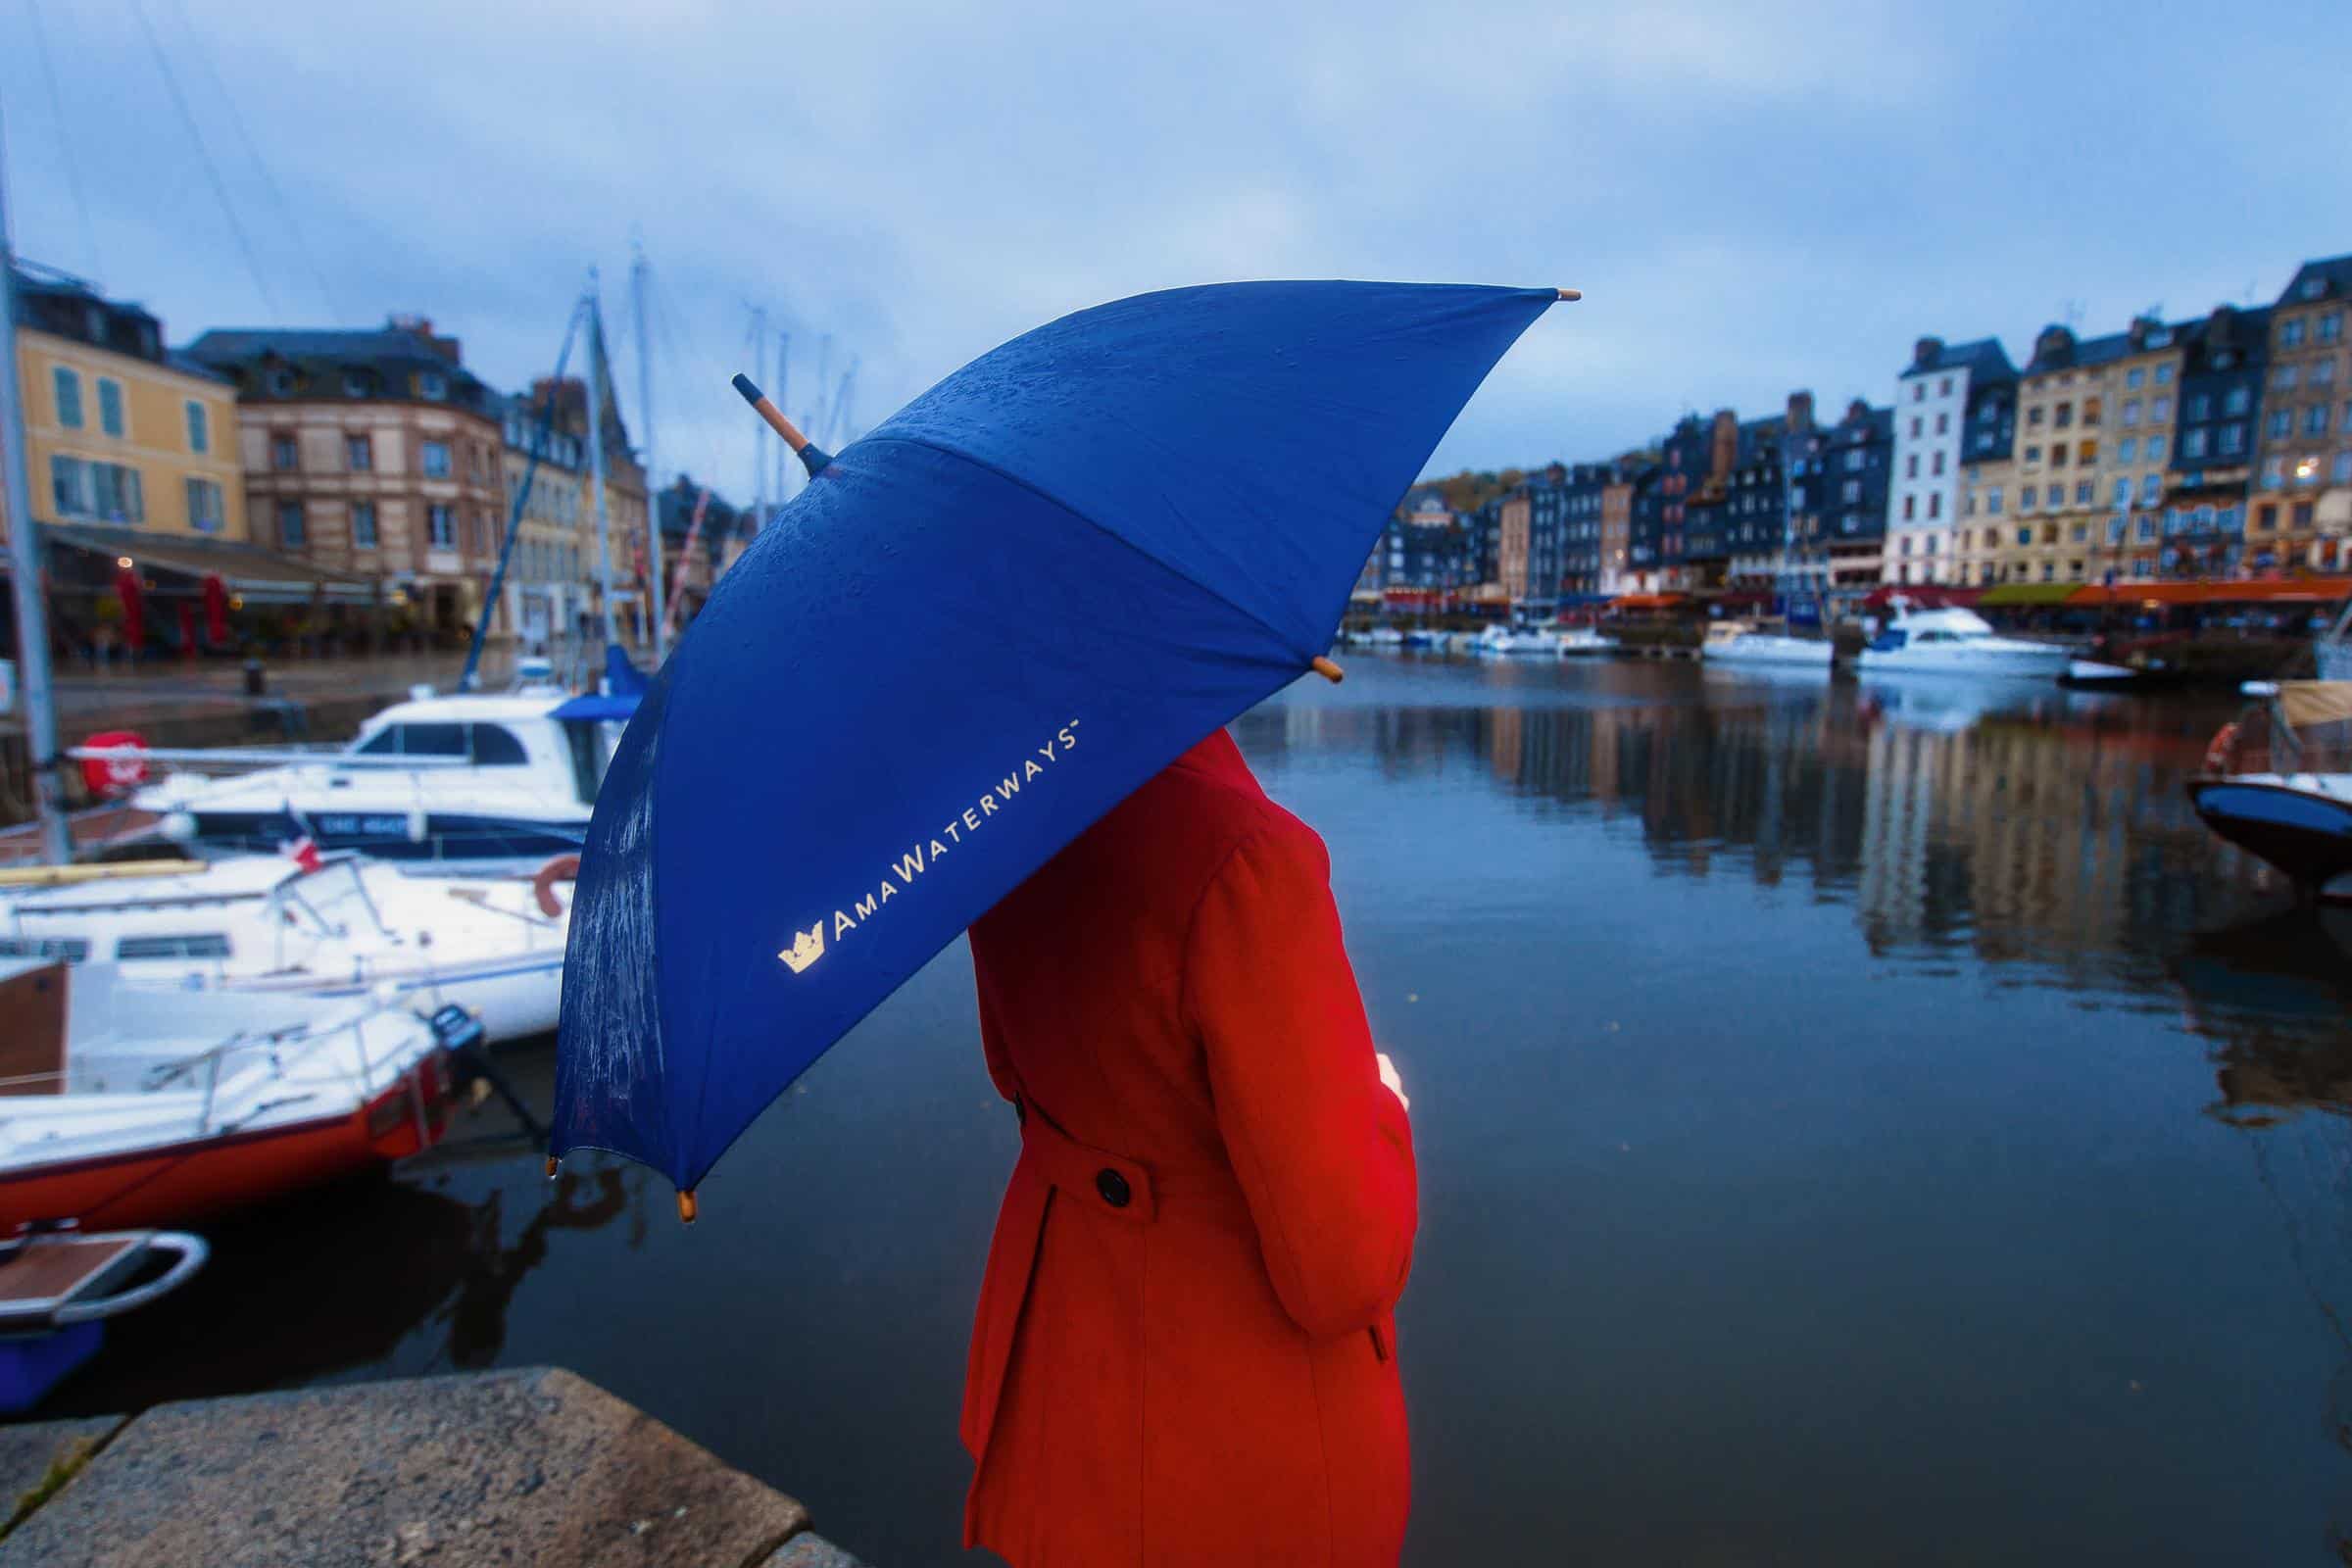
[8,0,2348,501]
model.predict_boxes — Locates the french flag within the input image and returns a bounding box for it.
[279,803,323,874]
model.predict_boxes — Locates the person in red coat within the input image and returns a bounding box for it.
[963,726,1417,1566]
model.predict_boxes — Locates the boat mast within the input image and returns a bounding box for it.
[631,245,665,662]
[0,96,68,864]
[749,306,767,540]
[583,271,615,650]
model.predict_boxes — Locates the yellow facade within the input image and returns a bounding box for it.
[10,330,247,546]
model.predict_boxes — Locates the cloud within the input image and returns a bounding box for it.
[5,0,2346,493]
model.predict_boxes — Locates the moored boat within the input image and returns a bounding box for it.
[2190,681,2352,901]
[1700,620,1834,668]
[1556,625,1616,657]
[0,852,574,1044]
[0,958,468,1230]
[0,1225,208,1413]
[1854,602,2071,677]
[1472,623,1562,656]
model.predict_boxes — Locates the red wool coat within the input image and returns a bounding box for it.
[962,729,1417,1566]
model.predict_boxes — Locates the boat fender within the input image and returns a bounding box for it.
[405,807,428,844]
[2204,722,2239,775]
[531,855,581,918]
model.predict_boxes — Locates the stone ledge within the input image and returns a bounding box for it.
[764,1534,871,1568]
[0,1367,814,1567]
[0,1414,127,1531]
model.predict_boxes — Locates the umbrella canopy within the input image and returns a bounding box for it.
[551,279,1569,1200]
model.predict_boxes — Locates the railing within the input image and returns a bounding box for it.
[2206,705,2352,778]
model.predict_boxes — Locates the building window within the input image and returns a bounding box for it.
[2082,398,2101,427]
[1932,451,1945,476]
[1928,492,1941,519]
[2156,364,2175,385]
[2040,561,2055,582]
[1987,486,2004,515]
[1911,382,1924,402]
[2052,445,2069,467]
[343,370,372,398]
[2074,480,2093,505]
[1905,454,1919,478]
[2181,428,2208,460]
[2027,406,2044,427]
[271,433,299,471]
[2025,444,2042,464]
[2022,485,2038,509]
[2127,368,2145,390]
[49,455,90,514]
[2283,319,2308,349]
[2132,559,2152,578]
[95,376,124,437]
[1935,412,1948,434]
[1840,479,1860,502]
[2054,402,2074,429]
[2293,502,2317,529]
[2140,472,2162,505]
[2317,360,2338,387]
[266,368,296,396]
[182,399,209,455]
[2186,393,2210,420]
[2226,386,2251,416]
[2268,410,2292,439]
[83,462,143,522]
[428,504,456,549]
[2334,453,2352,485]
[2122,400,2141,427]
[1909,416,1922,439]
[2322,312,2344,344]
[2112,476,2132,506]
[2257,504,2278,531]
[2218,424,2243,456]
[2137,514,2157,542]
[347,433,372,471]
[185,477,224,533]
[352,501,378,548]
[2152,396,2172,421]
[419,371,448,401]
[422,440,452,478]
[277,501,306,547]
[2277,364,2301,391]
[1902,495,1916,521]
[1937,376,1951,396]
[2072,521,2088,543]
[52,367,83,428]
[2306,404,2330,436]
[2262,458,2284,490]
[2119,437,2137,463]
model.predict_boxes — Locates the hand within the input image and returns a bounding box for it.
[1376,1052,1408,1112]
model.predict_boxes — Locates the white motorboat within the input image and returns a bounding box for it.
[0,958,467,1230]
[1402,627,1450,651]
[1701,620,1833,668]
[93,684,634,866]
[1854,603,2071,677]
[1473,624,1561,656]
[1556,626,1616,658]
[1363,626,1405,648]
[0,853,573,1044]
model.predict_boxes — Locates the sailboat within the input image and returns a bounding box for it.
[1702,481,1833,669]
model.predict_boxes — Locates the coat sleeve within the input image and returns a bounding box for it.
[1182,817,1417,1339]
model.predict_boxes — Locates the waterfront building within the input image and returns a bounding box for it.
[1377,489,1475,608]
[1559,462,1613,598]
[1825,399,1894,598]
[2167,303,2269,579]
[500,374,647,641]
[1597,463,1638,594]
[1884,336,2017,585]
[1995,324,2132,588]
[654,474,744,628]
[1,265,330,651]
[183,317,509,638]
[2252,255,2352,569]
[1954,448,2015,587]
[1498,464,1569,615]
[2080,316,2194,583]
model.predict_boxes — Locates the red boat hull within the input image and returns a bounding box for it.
[3,1057,452,1231]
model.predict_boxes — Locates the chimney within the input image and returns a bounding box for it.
[1912,336,1944,370]
[1709,409,1738,481]
[1845,397,1871,424]
[1787,390,1815,432]
[389,314,463,365]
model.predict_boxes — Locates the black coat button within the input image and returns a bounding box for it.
[1096,1168,1131,1208]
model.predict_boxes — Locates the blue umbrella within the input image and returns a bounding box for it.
[549,279,1575,1214]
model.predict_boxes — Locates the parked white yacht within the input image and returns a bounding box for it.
[97,686,633,865]
[1701,620,1834,668]
[1854,604,2070,677]
[0,853,573,1044]
[1473,624,1561,656]
[1556,626,1616,658]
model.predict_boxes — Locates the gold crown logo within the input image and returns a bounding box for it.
[779,923,826,975]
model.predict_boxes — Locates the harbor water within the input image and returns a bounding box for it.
[41,655,2352,1565]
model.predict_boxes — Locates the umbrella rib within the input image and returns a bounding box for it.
[855,433,1322,666]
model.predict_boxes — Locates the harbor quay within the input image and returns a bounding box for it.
[0,1366,874,1567]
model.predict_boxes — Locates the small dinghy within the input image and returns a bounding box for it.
[0,1225,207,1414]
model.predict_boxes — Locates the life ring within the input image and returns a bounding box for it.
[2203,721,2239,776]
[531,855,580,918]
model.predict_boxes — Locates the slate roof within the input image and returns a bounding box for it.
[1906,336,2018,382]
[181,322,501,415]
[2279,254,2352,308]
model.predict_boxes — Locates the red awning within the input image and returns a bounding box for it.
[2062,575,2352,608]
[1610,593,1688,611]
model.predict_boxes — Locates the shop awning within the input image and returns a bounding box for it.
[2061,576,2352,608]
[1977,583,2083,607]
[1610,592,1689,611]
[39,522,379,605]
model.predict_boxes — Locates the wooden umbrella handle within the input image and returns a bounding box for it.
[732,374,810,452]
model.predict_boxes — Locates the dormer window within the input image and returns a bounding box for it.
[266,368,296,397]
[419,371,448,400]
[2304,277,2327,301]
[343,370,372,398]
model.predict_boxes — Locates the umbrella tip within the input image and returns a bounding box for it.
[1555,287,1583,302]
[1310,656,1345,684]
[545,1155,559,1179]
[731,373,763,406]
[677,1189,699,1224]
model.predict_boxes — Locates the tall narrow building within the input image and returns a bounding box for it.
[1884,336,2017,584]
